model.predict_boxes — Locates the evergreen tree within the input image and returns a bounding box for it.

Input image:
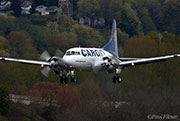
[10,0,21,17]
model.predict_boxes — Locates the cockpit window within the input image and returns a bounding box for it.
[66,51,71,55]
[66,51,81,56]
[71,51,75,55]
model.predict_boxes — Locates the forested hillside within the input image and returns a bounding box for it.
[0,0,180,121]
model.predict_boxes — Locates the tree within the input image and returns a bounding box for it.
[13,18,32,33]
[8,31,37,58]
[30,82,80,120]
[0,16,15,35]
[47,21,59,35]
[117,28,129,48]
[59,15,76,32]
[163,0,180,34]
[47,0,58,6]
[78,0,100,18]
[0,86,10,115]
[138,8,157,34]
[10,0,21,17]
[0,36,10,51]
[71,24,105,47]
[34,0,58,6]
[43,31,77,53]
[120,3,142,36]
[33,0,45,6]
[145,0,164,32]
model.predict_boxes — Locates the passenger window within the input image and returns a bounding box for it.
[66,51,80,55]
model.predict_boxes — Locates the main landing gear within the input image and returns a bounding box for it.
[113,75,122,83]
[60,75,77,84]
[112,68,122,83]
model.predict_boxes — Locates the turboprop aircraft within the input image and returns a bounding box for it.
[0,19,180,84]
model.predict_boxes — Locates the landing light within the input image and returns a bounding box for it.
[41,64,44,67]
[131,62,134,66]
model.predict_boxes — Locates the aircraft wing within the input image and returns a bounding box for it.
[119,54,180,67]
[0,57,51,66]
[119,57,144,61]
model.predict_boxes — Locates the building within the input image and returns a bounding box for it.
[35,5,58,16]
[21,1,32,15]
[0,0,11,10]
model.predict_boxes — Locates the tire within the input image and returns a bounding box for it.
[64,76,68,84]
[71,77,76,83]
[117,76,121,83]
[113,76,116,83]
[60,76,64,84]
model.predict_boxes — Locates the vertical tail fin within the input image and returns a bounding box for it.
[103,19,119,58]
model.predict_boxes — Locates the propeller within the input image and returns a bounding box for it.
[40,49,64,77]
[101,56,118,69]
[40,50,51,61]
[41,66,51,77]
[55,49,63,57]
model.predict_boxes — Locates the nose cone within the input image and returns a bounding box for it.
[63,55,73,65]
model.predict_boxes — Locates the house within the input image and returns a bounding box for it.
[94,18,105,26]
[46,6,58,15]
[0,0,11,10]
[35,5,48,16]
[59,0,67,2]
[35,5,58,16]
[79,17,105,26]
[35,5,47,12]
[79,17,85,24]
[21,1,32,15]
[80,17,91,25]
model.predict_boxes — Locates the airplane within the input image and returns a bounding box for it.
[0,19,180,84]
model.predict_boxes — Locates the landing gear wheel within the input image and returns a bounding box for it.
[64,76,68,84]
[113,76,122,83]
[60,76,64,84]
[71,77,76,83]
[113,76,116,83]
[117,76,122,83]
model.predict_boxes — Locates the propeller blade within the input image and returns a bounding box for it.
[41,66,51,77]
[55,49,63,57]
[40,50,51,61]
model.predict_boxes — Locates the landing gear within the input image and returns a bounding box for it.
[59,69,76,84]
[113,76,117,83]
[71,76,76,83]
[113,76,122,83]
[60,75,69,84]
[60,76,64,84]
[70,70,76,83]
[64,76,68,84]
[113,68,123,84]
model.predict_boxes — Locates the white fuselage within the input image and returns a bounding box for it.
[62,47,113,71]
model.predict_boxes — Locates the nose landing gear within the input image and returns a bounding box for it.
[59,69,76,84]
[71,76,76,83]
[60,76,69,84]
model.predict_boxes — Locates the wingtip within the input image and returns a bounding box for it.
[0,57,5,61]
